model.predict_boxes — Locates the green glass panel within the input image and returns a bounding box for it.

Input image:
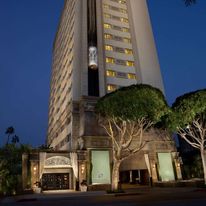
[91,150,111,184]
[158,153,175,181]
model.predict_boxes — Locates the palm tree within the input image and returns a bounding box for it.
[5,127,15,145]
[11,135,20,145]
[184,0,196,6]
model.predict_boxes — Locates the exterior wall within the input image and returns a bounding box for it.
[127,0,164,92]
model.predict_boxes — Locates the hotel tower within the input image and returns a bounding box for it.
[47,0,164,150]
[27,0,182,190]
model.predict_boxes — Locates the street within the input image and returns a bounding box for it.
[1,187,206,206]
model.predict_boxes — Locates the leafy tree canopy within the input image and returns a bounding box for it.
[96,84,169,124]
[170,89,206,131]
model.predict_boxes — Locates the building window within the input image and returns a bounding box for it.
[128,73,136,79]
[104,13,111,19]
[106,57,115,64]
[106,70,116,77]
[120,17,128,23]
[123,37,131,43]
[116,59,126,66]
[118,0,126,4]
[120,8,127,14]
[115,47,125,53]
[107,84,117,92]
[104,33,112,39]
[111,0,126,4]
[103,4,109,9]
[126,61,134,67]
[104,23,111,29]
[125,48,133,55]
[116,72,127,78]
[105,45,113,51]
[113,25,122,31]
[122,27,129,33]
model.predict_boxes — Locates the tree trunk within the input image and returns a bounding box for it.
[111,160,121,191]
[6,134,10,145]
[200,148,206,185]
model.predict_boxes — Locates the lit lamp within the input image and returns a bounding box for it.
[81,164,85,174]
[33,166,37,174]
[88,46,98,69]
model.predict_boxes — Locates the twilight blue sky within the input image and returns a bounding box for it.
[0,0,206,146]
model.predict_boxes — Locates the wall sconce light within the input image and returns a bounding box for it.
[81,165,85,174]
[152,164,156,169]
[177,163,180,167]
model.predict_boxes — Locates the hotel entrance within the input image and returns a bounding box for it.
[41,173,70,190]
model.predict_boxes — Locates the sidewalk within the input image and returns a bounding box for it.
[0,186,203,204]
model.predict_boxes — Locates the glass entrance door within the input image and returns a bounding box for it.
[42,173,69,190]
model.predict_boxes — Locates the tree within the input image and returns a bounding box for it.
[95,84,169,191]
[11,135,20,145]
[5,126,14,145]
[0,143,31,195]
[169,89,206,184]
[184,0,196,6]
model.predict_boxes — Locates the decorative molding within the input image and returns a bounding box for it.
[44,156,71,168]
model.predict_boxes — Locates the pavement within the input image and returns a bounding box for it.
[1,186,206,205]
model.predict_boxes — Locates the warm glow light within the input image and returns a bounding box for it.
[104,23,111,29]
[106,70,116,77]
[89,46,98,69]
[107,84,116,91]
[106,57,114,64]
[105,45,113,51]
[125,49,133,55]
[128,73,136,79]
[126,61,134,67]
[104,33,112,39]
[81,165,85,174]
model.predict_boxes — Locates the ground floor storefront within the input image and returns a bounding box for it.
[22,148,182,192]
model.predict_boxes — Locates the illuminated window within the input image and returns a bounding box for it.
[107,84,117,92]
[120,17,128,23]
[104,33,112,39]
[104,13,111,19]
[122,27,129,32]
[103,4,109,9]
[106,57,115,64]
[105,45,113,51]
[106,70,116,77]
[120,8,127,14]
[126,61,134,67]
[118,0,126,4]
[128,73,136,79]
[123,38,131,43]
[125,49,133,55]
[104,23,111,29]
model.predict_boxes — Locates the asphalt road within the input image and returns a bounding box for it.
[1,187,206,206]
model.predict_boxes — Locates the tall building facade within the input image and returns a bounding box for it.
[25,0,182,191]
[47,0,164,150]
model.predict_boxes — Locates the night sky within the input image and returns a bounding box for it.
[0,0,206,147]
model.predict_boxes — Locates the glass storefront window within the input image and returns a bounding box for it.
[158,153,175,181]
[91,150,111,184]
